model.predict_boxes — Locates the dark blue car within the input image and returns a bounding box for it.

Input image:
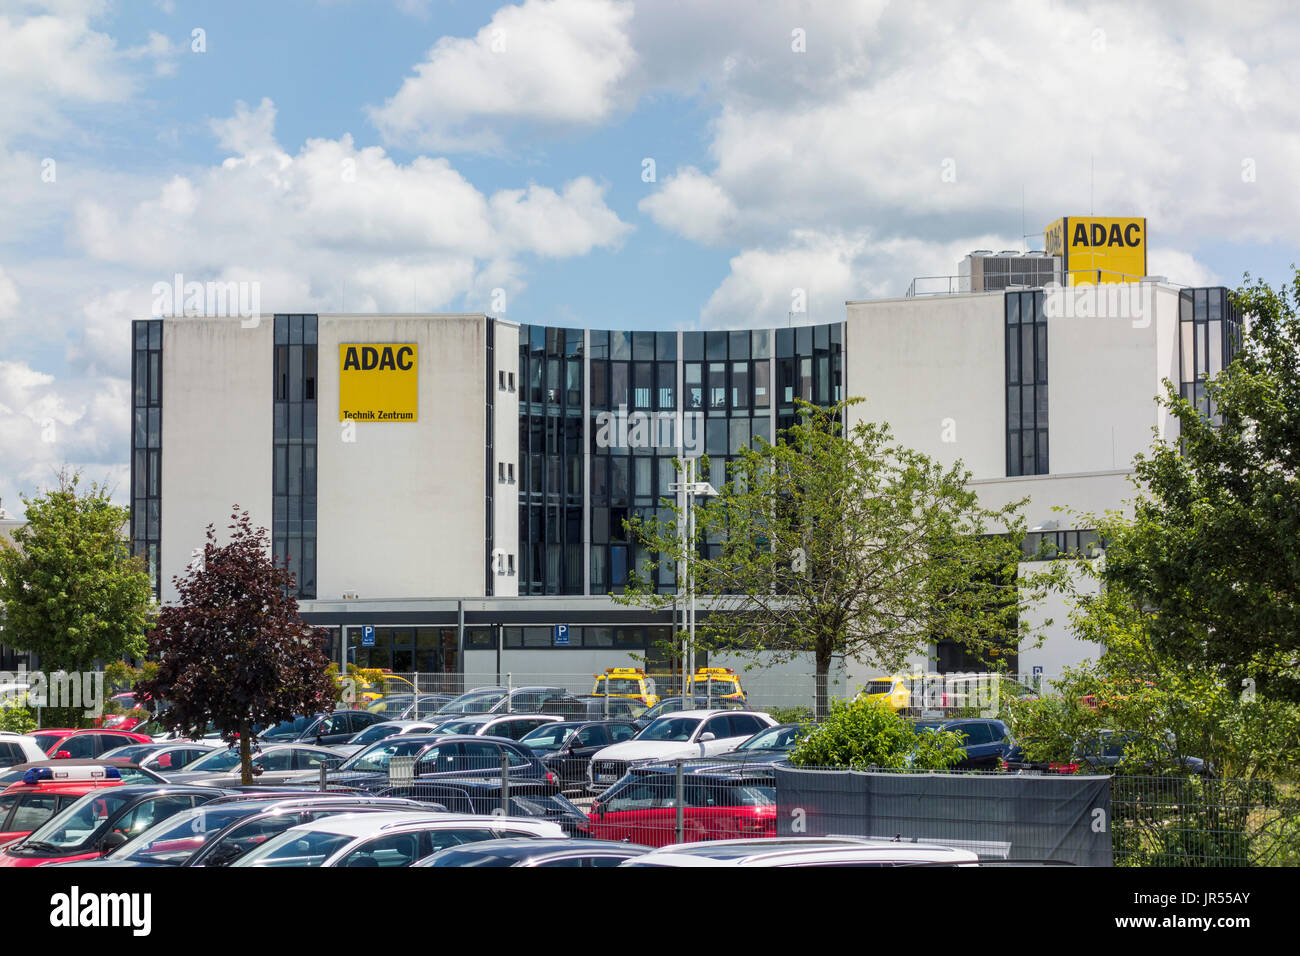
[913,718,1022,770]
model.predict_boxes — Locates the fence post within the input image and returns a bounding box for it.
[319,762,327,792]
[501,751,510,816]
[675,759,685,844]
[506,672,513,713]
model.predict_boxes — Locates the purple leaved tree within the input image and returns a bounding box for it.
[138,508,335,784]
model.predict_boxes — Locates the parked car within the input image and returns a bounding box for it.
[707,723,808,765]
[0,759,168,788]
[378,779,591,836]
[587,710,777,792]
[0,733,50,768]
[541,695,648,720]
[31,728,153,759]
[258,710,388,746]
[0,764,125,847]
[0,783,233,867]
[99,742,219,774]
[911,718,1022,770]
[1023,730,1213,776]
[163,745,344,786]
[330,720,442,758]
[521,720,640,791]
[858,675,915,712]
[287,735,560,791]
[591,668,660,708]
[55,794,436,867]
[367,695,457,720]
[435,686,510,715]
[428,713,563,741]
[588,765,777,847]
[621,837,980,867]
[229,811,567,867]
[486,686,573,714]
[682,667,747,703]
[416,837,648,867]
[631,696,746,730]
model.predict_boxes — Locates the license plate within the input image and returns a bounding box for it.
[597,774,615,782]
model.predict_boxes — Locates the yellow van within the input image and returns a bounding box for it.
[683,667,747,702]
[592,668,660,707]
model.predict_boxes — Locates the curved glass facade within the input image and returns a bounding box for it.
[516,321,843,596]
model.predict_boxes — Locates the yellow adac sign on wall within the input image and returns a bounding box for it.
[339,343,418,422]
[1045,216,1147,285]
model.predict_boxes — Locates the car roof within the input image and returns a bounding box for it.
[428,837,641,858]
[647,709,766,719]
[282,810,551,837]
[629,838,978,865]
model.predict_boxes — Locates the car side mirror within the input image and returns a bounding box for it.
[55,751,71,759]
[101,831,129,855]
[699,732,716,742]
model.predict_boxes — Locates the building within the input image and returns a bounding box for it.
[128,251,1242,700]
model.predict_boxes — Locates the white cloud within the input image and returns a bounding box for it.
[370,0,636,150]
[638,166,736,245]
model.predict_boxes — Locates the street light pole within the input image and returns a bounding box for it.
[670,458,718,711]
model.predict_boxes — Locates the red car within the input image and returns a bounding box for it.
[0,765,124,848]
[95,693,151,730]
[32,729,152,759]
[588,767,776,848]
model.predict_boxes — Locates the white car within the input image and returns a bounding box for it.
[587,710,777,792]
[229,811,567,867]
[0,732,49,768]
[620,837,981,867]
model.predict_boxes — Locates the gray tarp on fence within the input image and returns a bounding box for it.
[774,766,1112,866]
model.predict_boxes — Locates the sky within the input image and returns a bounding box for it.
[0,0,1298,511]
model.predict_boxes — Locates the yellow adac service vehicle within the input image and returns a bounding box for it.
[683,667,747,702]
[591,668,660,708]
[859,675,915,713]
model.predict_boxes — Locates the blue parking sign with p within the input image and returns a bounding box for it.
[362,625,375,647]
[554,625,569,646]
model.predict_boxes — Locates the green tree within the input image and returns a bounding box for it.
[622,399,1066,718]
[0,471,152,724]
[1096,269,1300,702]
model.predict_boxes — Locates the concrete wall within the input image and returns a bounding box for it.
[160,317,274,604]
[844,292,1006,478]
[316,314,490,601]
[491,320,519,598]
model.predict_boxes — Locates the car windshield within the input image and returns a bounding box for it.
[738,726,801,751]
[25,791,133,849]
[260,716,313,740]
[596,678,642,695]
[435,719,483,735]
[638,717,702,742]
[112,804,260,865]
[439,691,506,714]
[102,745,153,761]
[351,724,402,746]
[185,748,243,773]
[339,738,432,773]
[865,681,895,695]
[32,733,61,752]
[230,828,354,867]
[371,697,412,716]
[520,725,576,751]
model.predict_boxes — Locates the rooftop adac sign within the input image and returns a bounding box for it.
[1045,216,1147,285]
[339,344,418,422]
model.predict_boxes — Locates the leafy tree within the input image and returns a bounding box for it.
[138,508,335,784]
[0,471,152,706]
[787,697,965,770]
[622,399,1066,717]
[1097,269,1300,702]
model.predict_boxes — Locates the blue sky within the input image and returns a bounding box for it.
[1,0,1298,509]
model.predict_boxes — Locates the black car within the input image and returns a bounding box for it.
[520,720,640,791]
[912,718,1022,770]
[367,695,457,720]
[292,735,561,792]
[0,784,234,864]
[379,778,591,837]
[259,710,388,746]
[416,837,649,867]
